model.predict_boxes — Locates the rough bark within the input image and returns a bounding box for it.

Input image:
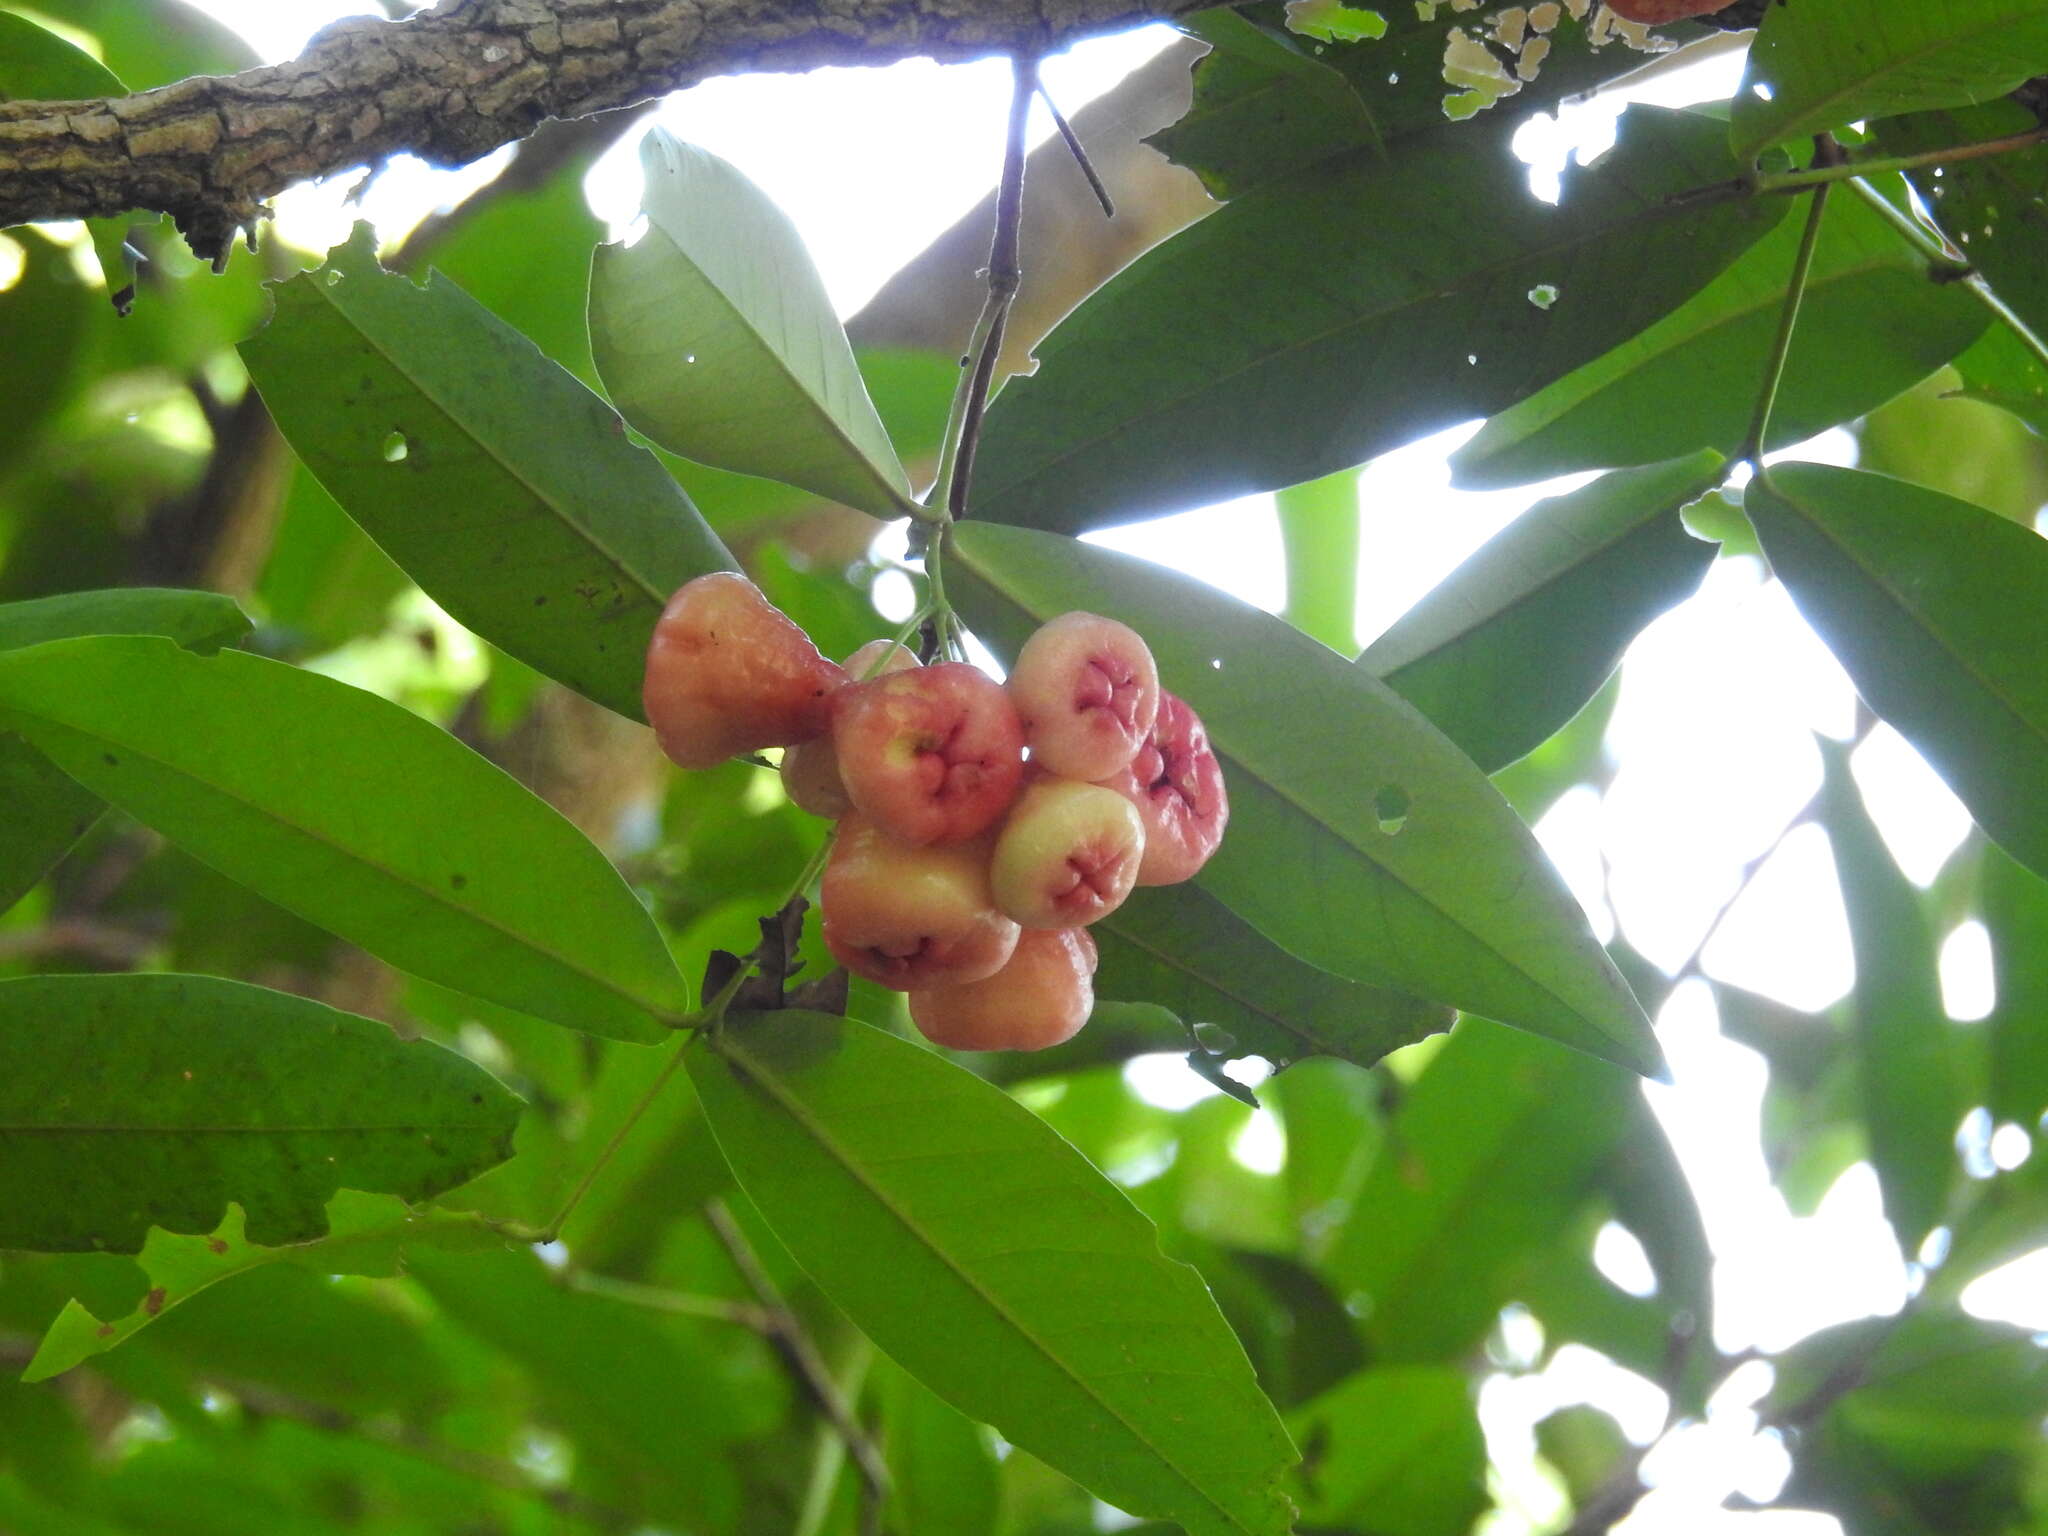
[0,0,1213,264]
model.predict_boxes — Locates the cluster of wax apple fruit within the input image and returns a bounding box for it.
[642,572,1228,1052]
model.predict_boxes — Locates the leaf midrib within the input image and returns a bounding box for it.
[956,543,1644,1066]
[617,228,911,513]
[311,271,673,612]
[3,699,676,1026]
[986,147,1749,504]
[715,1028,1268,1536]
[1,1122,502,1135]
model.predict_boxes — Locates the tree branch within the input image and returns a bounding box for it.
[0,0,1214,265]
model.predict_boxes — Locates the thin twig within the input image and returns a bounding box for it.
[930,52,1035,523]
[1755,124,2048,196]
[1740,143,1838,466]
[562,1268,774,1330]
[704,1199,892,1502]
[1038,81,1114,218]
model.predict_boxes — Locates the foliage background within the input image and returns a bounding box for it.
[4,2,2048,1534]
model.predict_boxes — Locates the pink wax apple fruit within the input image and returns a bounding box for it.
[1097,690,1228,885]
[780,638,919,818]
[819,815,1019,990]
[643,572,846,769]
[1006,611,1160,781]
[909,926,1097,1052]
[990,779,1145,928]
[833,662,1025,844]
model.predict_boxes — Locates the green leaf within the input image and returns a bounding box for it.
[0,637,688,1038]
[1747,462,2048,881]
[1949,324,2048,437]
[949,522,1662,1079]
[1731,0,2048,162]
[1890,102,2048,342]
[0,588,249,912]
[0,973,519,1255]
[1094,881,1453,1072]
[1815,739,1959,1249]
[972,106,1785,533]
[688,1010,1297,1536]
[22,1192,506,1383]
[0,228,98,474]
[241,224,735,723]
[1450,191,1988,488]
[1984,846,2048,1127]
[0,587,249,655]
[590,128,913,518]
[1319,1019,1636,1362]
[1767,1310,2048,1535]
[876,1356,1002,1536]
[1275,468,1361,653]
[1288,1367,1489,1536]
[1363,452,1724,773]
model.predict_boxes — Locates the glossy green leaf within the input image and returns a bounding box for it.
[0,974,519,1254]
[1319,1019,1636,1362]
[1732,0,2048,161]
[0,588,249,912]
[1363,452,1724,773]
[1288,1367,1489,1536]
[590,128,913,518]
[973,106,1784,533]
[0,587,249,655]
[23,1192,506,1383]
[1747,462,2048,880]
[950,522,1661,1078]
[1816,739,1959,1248]
[1984,847,2048,1126]
[241,224,734,722]
[1450,192,1987,488]
[689,1009,1297,1536]
[0,637,687,1037]
[1094,881,1453,1072]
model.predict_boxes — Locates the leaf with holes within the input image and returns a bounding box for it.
[242,224,735,722]
[590,128,914,519]
[0,974,519,1255]
[1363,452,1724,773]
[0,637,688,1038]
[1732,0,2048,162]
[23,1192,507,1381]
[949,522,1662,1078]
[972,105,1783,534]
[1449,191,1987,488]
[1747,462,2048,880]
[690,1010,1297,1536]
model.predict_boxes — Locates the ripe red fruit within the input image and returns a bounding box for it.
[1096,691,1228,886]
[909,926,1097,1052]
[820,815,1019,990]
[833,663,1025,845]
[780,639,919,817]
[643,572,845,770]
[1603,0,1728,21]
[990,779,1145,928]
[1006,612,1161,781]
